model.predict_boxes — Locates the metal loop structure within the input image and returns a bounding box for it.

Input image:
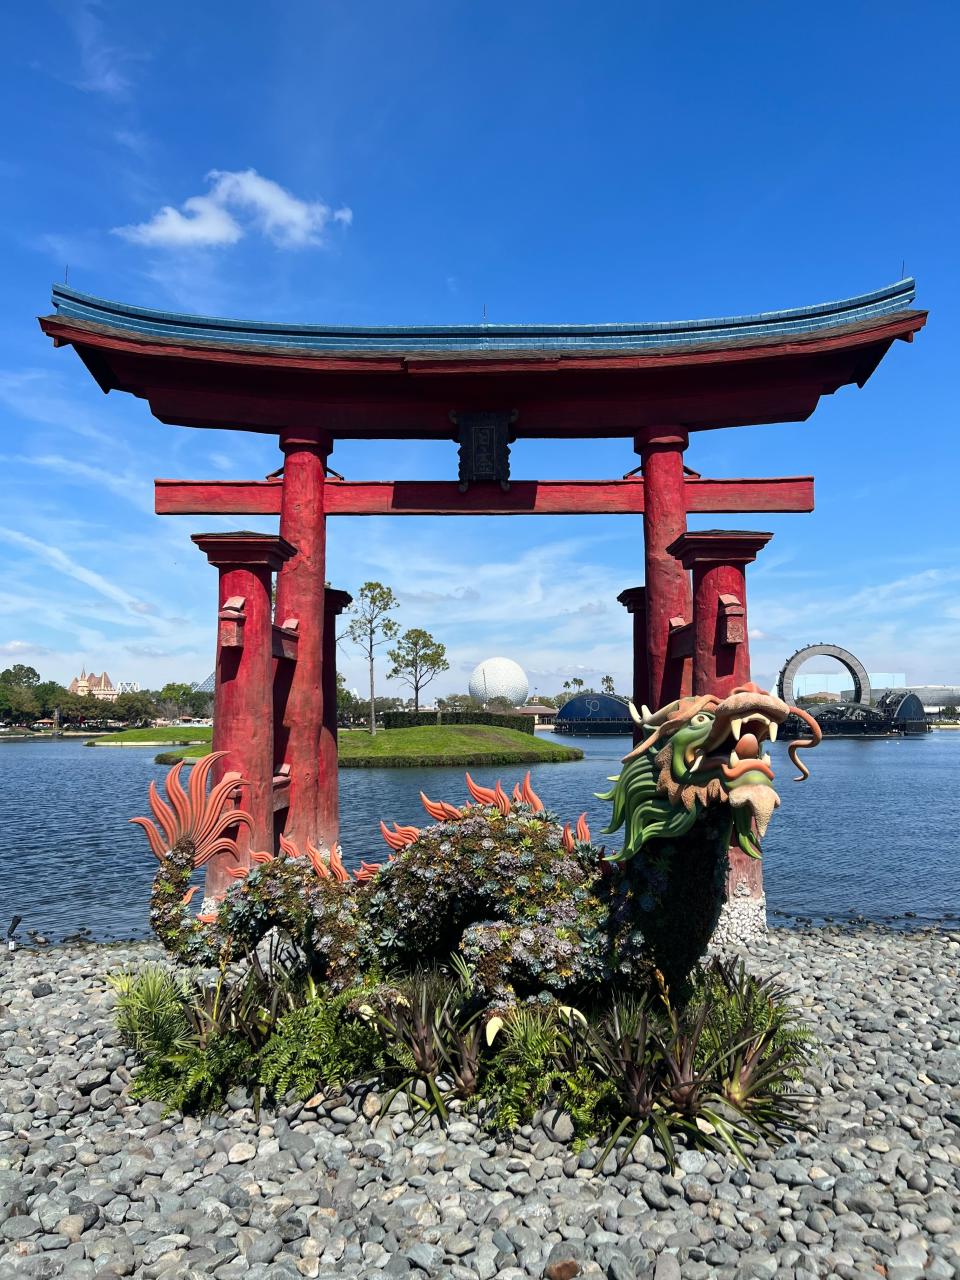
[777,644,871,706]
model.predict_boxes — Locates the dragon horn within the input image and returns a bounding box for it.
[787,705,823,781]
[627,701,643,725]
[464,772,498,806]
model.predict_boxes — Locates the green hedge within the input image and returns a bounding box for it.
[381,711,535,735]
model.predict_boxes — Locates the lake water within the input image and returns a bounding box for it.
[1,733,958,943]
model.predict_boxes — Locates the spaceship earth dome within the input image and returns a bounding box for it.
[468,657,529,707]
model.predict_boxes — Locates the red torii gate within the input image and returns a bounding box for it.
[40,280,924,908]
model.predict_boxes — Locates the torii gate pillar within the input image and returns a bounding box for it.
[668,529,773,947]
[321,588,352,846]
[192,532,295,896]
[636,429,692,708]
[273,430,332,851]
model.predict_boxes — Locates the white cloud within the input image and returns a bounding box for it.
[0,526,153,616]
[114,169,352,250]
[65,0,134,97]
[0,640,53,659]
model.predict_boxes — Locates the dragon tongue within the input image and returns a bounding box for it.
[735,732,760,759]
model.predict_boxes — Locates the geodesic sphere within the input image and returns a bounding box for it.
[468,657,529,707]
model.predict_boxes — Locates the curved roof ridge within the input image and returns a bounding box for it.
[47,279,918,355]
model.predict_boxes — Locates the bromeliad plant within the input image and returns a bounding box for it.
[365,962,486,1125]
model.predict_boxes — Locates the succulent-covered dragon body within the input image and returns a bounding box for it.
[134,684,819,995]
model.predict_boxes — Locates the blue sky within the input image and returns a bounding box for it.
[1,1,957,698]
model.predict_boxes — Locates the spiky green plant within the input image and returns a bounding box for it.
[109,963,195,1058]
[697,958,816,1142]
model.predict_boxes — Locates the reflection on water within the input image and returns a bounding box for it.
[1,733,958,942]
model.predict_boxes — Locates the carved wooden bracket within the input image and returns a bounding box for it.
[719,593,745,646]
[218,596,246,648]
[667,616,694,660]
[272,619,299,661]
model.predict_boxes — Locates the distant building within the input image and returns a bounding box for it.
[554,693,633,737]
[866,685,960,716]
[794,671,905,699]
[516,702,558,727]
[68,668,119,702]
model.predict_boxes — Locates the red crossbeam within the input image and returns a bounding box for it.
[155,476,814,517]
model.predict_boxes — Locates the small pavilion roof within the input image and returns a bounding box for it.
[44,278,919,358]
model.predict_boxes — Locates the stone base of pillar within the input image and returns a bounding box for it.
[710,890,768,953]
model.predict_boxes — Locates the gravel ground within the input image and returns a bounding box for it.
[2,927,959,1280]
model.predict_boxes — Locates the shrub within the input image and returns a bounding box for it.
[380,711,535,735]
[259,986,385,1100]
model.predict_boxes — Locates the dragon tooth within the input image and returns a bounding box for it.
[768,721,778,741]
[690,754,704,772]
[731,717,743,740]
[729,749,740,765]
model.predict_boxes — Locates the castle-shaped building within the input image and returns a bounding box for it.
[68,668,118,702]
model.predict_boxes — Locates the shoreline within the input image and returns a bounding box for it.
[1,927,959,1278]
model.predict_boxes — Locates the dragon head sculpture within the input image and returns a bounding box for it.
[600,682,821,862]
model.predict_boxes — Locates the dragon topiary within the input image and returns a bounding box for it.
[133,682,820,996]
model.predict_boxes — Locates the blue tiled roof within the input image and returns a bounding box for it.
[49,279,918,355]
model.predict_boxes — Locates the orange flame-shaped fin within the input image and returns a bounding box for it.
[493,781,512,816]
[196,912,218,925]
[250,850,274,864]
[465,773,498,806]
[225,866,248,881]
[521,772,545,813]
[562,823,575,853]
[327,844,350,883]
[181,886,200,905]
[380,821,420,851]
[575,813,591,843]
[419,792,462,822]
[354,859,384,883]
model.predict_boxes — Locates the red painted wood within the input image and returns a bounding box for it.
[154,476,814,517]
[638,430,692,707]
[39,310,925,439]
[321,588,352,844]
[668,530,773,697]
[191,533,294,895]
[273,432,331,850]
[667,530,773,907]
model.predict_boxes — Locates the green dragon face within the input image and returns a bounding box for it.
[600,683,821,863]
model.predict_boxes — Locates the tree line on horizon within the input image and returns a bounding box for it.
[0,664,211,727]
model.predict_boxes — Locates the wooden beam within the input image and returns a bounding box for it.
[155,476,814,517]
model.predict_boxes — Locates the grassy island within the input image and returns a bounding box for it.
[89,726,213,748]
[154,723,581,768]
